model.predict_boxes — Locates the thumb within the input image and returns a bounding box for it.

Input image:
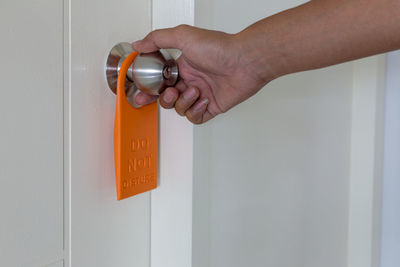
[132,25,189,53]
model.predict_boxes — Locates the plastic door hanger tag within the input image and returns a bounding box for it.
[114,52,158,200]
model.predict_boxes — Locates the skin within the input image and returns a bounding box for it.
[132,0,400,124]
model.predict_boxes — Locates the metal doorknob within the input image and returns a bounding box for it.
[105,42,179,108]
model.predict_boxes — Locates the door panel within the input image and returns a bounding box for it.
[1,0,154,266]
[69,0,152,266]
[45,261,64,267]
[0,1,64,266]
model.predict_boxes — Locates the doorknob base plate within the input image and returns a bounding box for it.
[105,42,141,108]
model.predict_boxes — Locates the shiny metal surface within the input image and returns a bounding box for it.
[129,51,178,95]
[105,42,141,108]
[105,42,179,108]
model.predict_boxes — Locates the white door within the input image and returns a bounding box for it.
[0,0,194,266]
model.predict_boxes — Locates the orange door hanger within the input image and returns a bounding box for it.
[114,52,158,200]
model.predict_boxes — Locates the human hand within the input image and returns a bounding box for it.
[132,25,269,124]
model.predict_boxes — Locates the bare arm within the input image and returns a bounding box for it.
[239,0,400,80]
[133,0,400,124]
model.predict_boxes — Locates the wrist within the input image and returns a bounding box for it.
[233,25,289,84]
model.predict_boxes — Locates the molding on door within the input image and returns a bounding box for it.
[380,51,400,267]
[63,0,71,265]
[150,1,195,267]
[348,55,386,267]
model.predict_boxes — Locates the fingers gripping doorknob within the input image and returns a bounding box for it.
[105,42,179,108]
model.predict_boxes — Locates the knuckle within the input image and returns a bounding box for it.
[175,106,185,116]
[190,117,202,125]
[174,24,192,43]
[146,29,161,41]
[175,24,190,33]
[186,111,202,125]
[160,101,173,109]
[145,31,155,40]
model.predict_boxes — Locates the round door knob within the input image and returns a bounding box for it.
[128,51,178,96]
[105,42,179,108]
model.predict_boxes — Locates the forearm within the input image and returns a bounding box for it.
[236,0,400,81]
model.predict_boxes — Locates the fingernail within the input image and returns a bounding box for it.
[183,87,197,100]
[163,90,175,103]
[193,98,209,112]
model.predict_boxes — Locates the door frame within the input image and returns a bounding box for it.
[150,1,195,267]
[380,51,400,267]
[348,55,386,267]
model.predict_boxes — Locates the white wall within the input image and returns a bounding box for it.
[380,51,400,267]
[193,1,357,267]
